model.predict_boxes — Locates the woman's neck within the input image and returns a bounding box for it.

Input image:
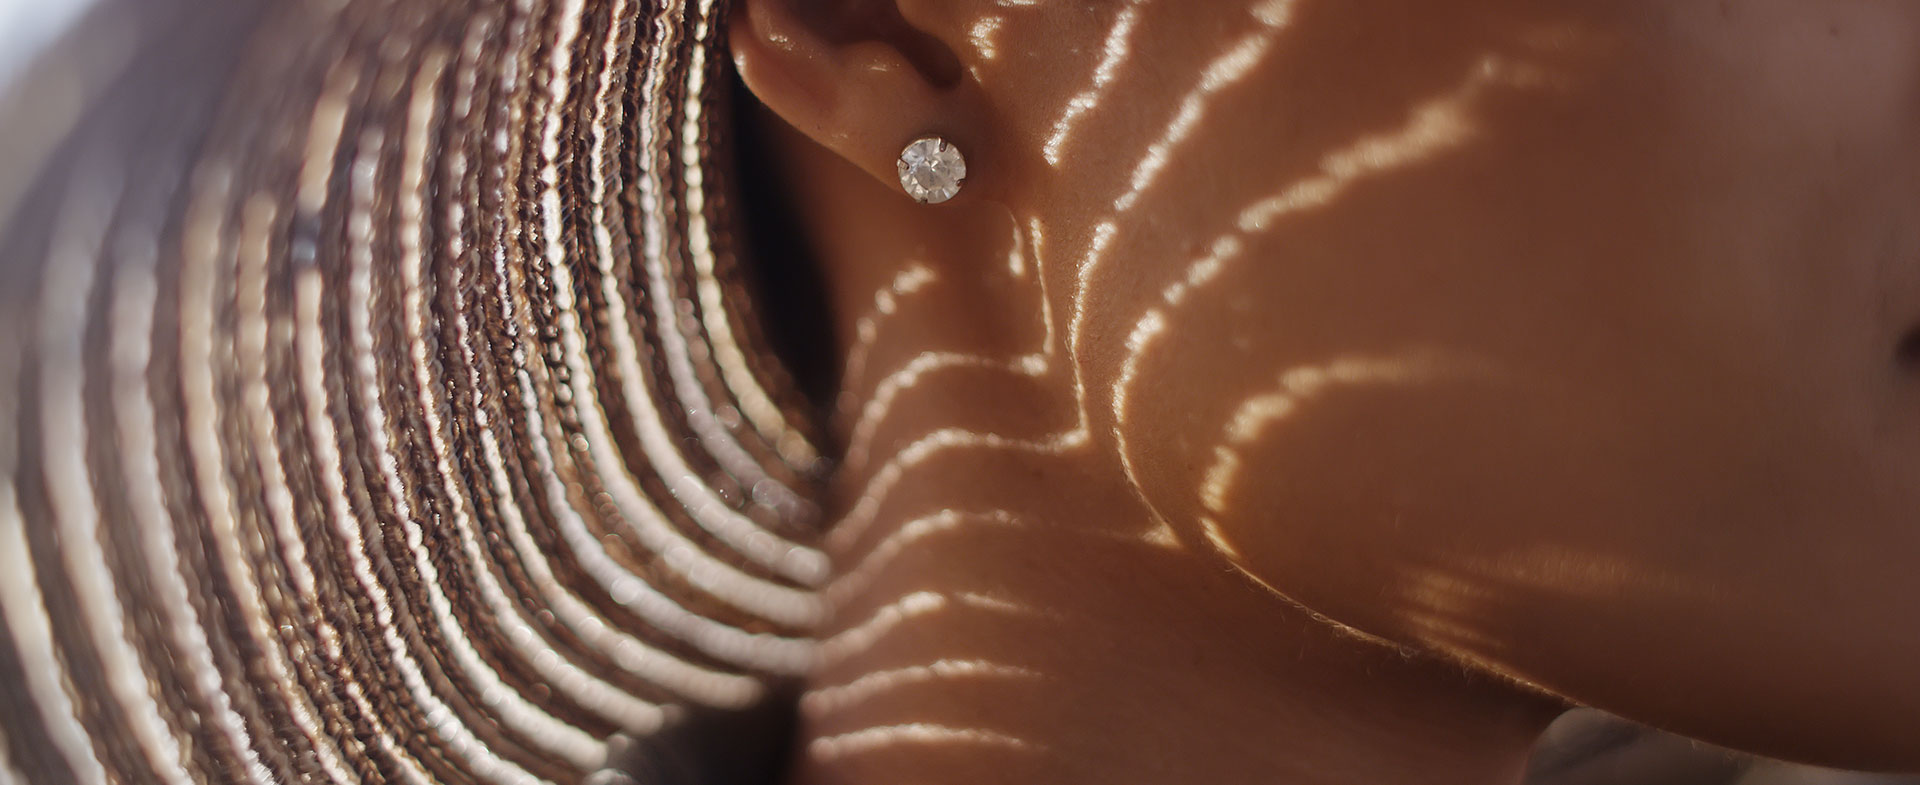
[755,108,1561,785]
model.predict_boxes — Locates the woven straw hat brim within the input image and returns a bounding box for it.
[0,1,824,782]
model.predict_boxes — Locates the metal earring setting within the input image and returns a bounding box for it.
[897,135,966,204]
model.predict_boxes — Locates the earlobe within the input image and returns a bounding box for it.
[729,0,988,200]
[729,0,843,139]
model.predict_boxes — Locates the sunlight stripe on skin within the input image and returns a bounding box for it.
[836,219,1058,478]
[802,659,1042,718]
[837,263,938,416]
[1107,236,1237,505]
[841,351,1052,473]
[39,175,196,785]
[818,590,1051,669]
[188,165,356,785]
[956,592,1056,618]
[1464,545,1719,606]
[1393,569,1511,654]
[828,508,1154,608]
[1066,0,1296,401]
[1010,215,1034,277]
[117,201,273,785]
[818,591,948,667]
[830,220,1088,551]
[1042,0,1149,167]
[838,224,1041,472]
[1378,566,1562,692]
[684,0,823,472]
[1059,217,1118,421]
[831,428,1089,553]
[1113,0,1297,212]
[826,510,1011,606]
[1109,55,1529,537]
[1234,56,1510,234]
[1200,350,1500,516]
[808,724,1035,762]
[969,15,1005,63]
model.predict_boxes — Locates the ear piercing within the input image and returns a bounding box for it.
[897,135,966,204]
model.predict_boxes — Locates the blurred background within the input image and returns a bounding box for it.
[0,2,1912,784]
[0,0,94,87]
[1527,710,1919,785]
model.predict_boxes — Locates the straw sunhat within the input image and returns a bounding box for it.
[0,0,822,782]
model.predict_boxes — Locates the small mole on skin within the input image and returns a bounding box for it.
[1896,327,1920,371]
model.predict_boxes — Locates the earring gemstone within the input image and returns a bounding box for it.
[897,136,966,204]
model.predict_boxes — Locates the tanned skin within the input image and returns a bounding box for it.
[731,1,1920,783]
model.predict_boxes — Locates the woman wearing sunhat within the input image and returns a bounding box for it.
[0,1,1916,783]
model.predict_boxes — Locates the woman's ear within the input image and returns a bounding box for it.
[729,0,992,198]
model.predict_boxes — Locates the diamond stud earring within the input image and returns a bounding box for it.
[897,136,966,204]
